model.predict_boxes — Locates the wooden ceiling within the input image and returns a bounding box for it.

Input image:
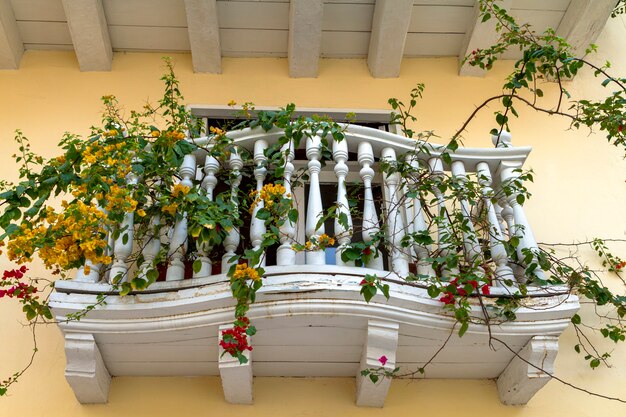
[0,0,616,77]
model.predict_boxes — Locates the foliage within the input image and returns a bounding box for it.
[0,0,625,402]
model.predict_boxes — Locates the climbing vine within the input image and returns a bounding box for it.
[0,0,625,402]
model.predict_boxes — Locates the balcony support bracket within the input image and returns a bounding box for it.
[64,333,111,404]
[355,320,399,407]
[218,324,253,404]
[497,335,558,405]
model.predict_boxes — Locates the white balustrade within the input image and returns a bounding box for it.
[222,148,243,273]
[358,142,384,269]
[250,139,268,267]
[277,140,297,265]
[477,162,516,288]
[73,124,543,291]
[381,147,409,276]
[109,172,139,283]
[166,153,197,281]
[305,134,326,265]
[333,137,353,266]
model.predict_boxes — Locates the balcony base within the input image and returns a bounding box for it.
[50,266,578,406]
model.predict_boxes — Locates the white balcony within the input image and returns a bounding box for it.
[50,124,579,407]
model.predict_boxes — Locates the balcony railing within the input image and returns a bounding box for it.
[50,124,579,407]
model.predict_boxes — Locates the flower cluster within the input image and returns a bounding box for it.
[232,263,261,282]
[219,316,253,358]
[82,141,132,178]
[439,278,490,306]
[104,185,138,213]
[0,267,37,300]
[6,202,111,271]
[162,130,186,145]
[615,261,626,271]
[249,183,288,214]
[297,233,336,251]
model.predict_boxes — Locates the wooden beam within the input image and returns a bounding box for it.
[367,0,413,78]
[355,320,399,407]
[0,0,23,69]
[288,0,323,78]
[459,0,511,77]
[497,336,558,405]
[64,333,111,404]
[218,324,253,404]
[184,0,221,74]
[556,0,615,58]
[62,0,112,71]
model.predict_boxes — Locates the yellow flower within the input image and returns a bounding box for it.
[227,100,237,107]
[318,233,335,247]
[161,203,178,216]
[136,209,146,217]
[232,263,261,282]
[171,183,191,198]
[151,130,160,137]
[209,126,225,136]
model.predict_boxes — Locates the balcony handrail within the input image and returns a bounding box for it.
[189,124,532,173]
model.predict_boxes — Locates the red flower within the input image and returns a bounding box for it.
[440,292,455,305]
[362,247,372,256]
[468,280,479,289]
[619,125,623,133]
[481,285,490,295]
[378,355,388,366]
[360,279,367,286]
[457,288,468,297]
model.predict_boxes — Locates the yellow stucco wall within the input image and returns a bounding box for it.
[1,15,625,417]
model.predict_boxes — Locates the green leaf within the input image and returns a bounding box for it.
[571,314,581,324]
[427,285,440,298]
[458,321,469,338]
[590,358,600,369]
[369,374,379,384]
[516,194,525,205]
[193,259,202,274]
[288,209,298,223]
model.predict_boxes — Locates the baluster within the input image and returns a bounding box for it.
[277,140,297,265]
[305,134,326,265]
[109,172,139,283]
[406,156,434,277]
[194,156,219,278]
[428,157,459,279]
[166,154,196,281]
[451,161,488,282]
[76,205,107,283]
[498,196,515,238]
[500,163,543,282]
[381,147,409,276]
[138,212,162,282]
[358,142,384,269]
[250,140,268,267]
[103,220,115,283]
[222,149,243,273]
[477,162,516,287]
[333,137,353,266]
